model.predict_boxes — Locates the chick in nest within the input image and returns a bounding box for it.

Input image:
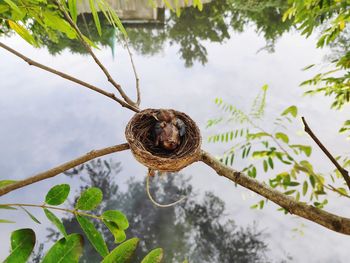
[153,109,186,151]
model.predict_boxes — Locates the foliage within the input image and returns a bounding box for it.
[8,0,293,67]
[0,0,128,48]
[0,179,164,262]
[38,159,275,263]
[284,0,350,134]
[207,86,350,212]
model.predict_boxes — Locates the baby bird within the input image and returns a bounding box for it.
[153,110,186,151]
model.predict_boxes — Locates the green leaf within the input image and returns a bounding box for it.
[3,228,36,263]
[75,187,103,210]
[45,184,70,206]
[102,210,129,230]
[291,145,312,157]
[68,0,77,23]
[0,219,15,223]
[0,205,17,210]
[337,187,348,196]
[103,219,126,243]
[0,180,16,188]
[76,215,109,257]
[20,206,41,224]
[302,64,315,71]
[44,209,67,238]
[275,132,289,143]
[89,0,102,36]
[287,182,300,187]
[263,160,268,172]
[281,105,298,118]
[41,11,76,39]
[3,0,22,15]
[141,248,163,263]
[302,181,308,196]
[102,238,139,263]
[8,20,37,46]
[309,175,316,188]
[42,234,83,263]
[284,190,296,195]
[268,157,274,169]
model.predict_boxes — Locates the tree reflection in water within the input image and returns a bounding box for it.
[31,159,290,263]
[32,0,293,67]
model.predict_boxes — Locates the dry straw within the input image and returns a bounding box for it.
[125,108,202,172]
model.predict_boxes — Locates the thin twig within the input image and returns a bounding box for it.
[146,169,186,208]
[0,143,130,197]
[1,203,101,220]
[55,0,138,108]
[0,42,139,113]
[124,37,141,106]
[302,117,350,190]
[201,150,350,235]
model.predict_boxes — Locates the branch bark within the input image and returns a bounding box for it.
[55,0,138,108]
[0,143,130,197]
[302,117,350,190]
[124,37,141,106]
[200,150,350,235]
[0,42,140,113]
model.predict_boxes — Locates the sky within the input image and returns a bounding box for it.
[0,24,350,262]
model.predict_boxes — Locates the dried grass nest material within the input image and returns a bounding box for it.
[125,108,202,172]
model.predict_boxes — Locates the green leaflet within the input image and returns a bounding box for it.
[0,180,16,188]
[75,187,103,210]
[20,206,41,224]
[76,215,109,257]
[4,228,36,263]
[103,219,126,243]
[45,184,70,206]
[102,210,129,230]
[8,20,37,46]
[44,209,67,238]
[102,238,139,263]
[42,234,84,263]
[89,0,102,36]
[141,248,163,263]
[68,0,77,23]
[0,219,15,223]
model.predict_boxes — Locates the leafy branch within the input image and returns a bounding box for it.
[1,184,164,263]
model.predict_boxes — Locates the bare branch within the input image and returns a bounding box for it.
[124,37,141,106]
[0,42,140,113]
[0,143,130,197]
[302,117,350,190]
[201,150,350,235]
[55,0,138,107]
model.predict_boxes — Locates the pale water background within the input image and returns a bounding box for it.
[0,13,350,262]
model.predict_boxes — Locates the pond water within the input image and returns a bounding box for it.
[1,2,350,262]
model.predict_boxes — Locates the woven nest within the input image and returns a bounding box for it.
[125,109,201,172]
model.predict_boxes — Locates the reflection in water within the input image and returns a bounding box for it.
[37,0,293,67]
[31,159,286,263]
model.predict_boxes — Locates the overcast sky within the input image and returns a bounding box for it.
[1,25,350,262]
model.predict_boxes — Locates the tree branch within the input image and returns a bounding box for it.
[200,150,350,235]
[124,37,141,106]
[55,0,138,108]
[0,143,130,197]
[302,117,350,190]
[0,42,140,113]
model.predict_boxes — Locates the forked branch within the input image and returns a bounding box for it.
[0,143,130,197]
[201,150,350,235]
[302,117,350,191]
[0,42,139,113]
[55,0,139,108]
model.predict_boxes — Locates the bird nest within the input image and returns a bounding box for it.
[125,109,201,172]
